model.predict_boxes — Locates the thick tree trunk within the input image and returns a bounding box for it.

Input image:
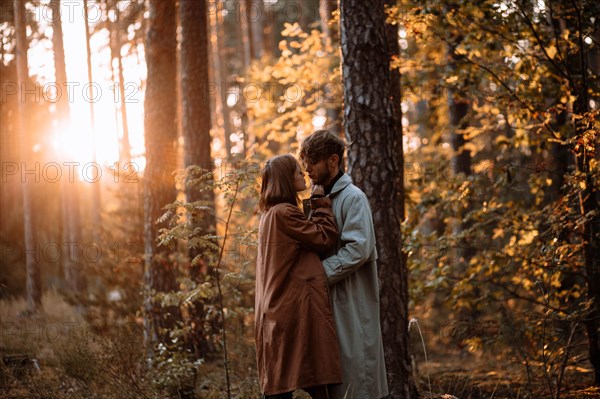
[51,0,86,296]
[340,0,417,397]
[14,0,41,314]
[180,0,218,357]
[143,0,182,351]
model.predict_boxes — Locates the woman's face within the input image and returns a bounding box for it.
[293,163,307,192]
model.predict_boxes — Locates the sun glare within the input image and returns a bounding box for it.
[27,0,146,169]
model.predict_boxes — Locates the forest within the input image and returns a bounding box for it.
[0,0,599,398]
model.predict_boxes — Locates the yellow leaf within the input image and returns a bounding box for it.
[518,230,538,246]
[492,228,504,239]
[546,45,557,60]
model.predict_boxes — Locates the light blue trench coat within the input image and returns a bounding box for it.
[320,173,389,399]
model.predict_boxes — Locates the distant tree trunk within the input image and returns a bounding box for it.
[180,0,218,357]
[143,0,182,351]
[0,63,18,243]
[235,1,251,155]
[546,115,570,202]
[446,26,473,260]
[211,3,233,159]
[319,0,341,135]
[319,0,338,43]
[340,0,417,397]
[83,0,102,241]
[261,0,275,56]
[109,5,132,164]
[51,0,86,295]
[246,0,264,60]
[238,0,252,67]
[14,0,41,314]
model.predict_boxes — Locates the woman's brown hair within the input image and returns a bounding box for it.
[259,154,300,211]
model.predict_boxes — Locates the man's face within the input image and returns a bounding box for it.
[303,156,336,186]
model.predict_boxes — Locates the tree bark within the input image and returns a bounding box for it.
[14,0,41,314]
[340,0,417,396]
[180,0,218,357]
[143,0,182,351]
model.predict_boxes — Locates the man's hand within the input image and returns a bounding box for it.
[311,184,325,197]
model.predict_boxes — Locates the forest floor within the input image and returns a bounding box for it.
[1,293,599,398]
[417,354,600,398]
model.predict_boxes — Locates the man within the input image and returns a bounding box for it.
[300,129,389,399]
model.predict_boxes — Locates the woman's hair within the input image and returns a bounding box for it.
[259,154,300,211]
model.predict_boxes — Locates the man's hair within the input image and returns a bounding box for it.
[259,154,300,211]
[299,129,346,168]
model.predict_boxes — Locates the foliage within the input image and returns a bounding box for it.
[245,23,341,158]
[153,159,260,397]
[393,0,600,394]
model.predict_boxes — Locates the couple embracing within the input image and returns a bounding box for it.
[255,130,389,399]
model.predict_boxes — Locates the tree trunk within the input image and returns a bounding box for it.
[14,0,41,314]
[319,0,341,135]
[246,0,264,60]
[211,3,233,159]
[180,0,218,357]
[143,0,182,352]
[110,5,132,164]
[51,0,86,296]
[83,0,102,242]
[571,16,600,388]
[446,27,473,254]
[340,0,417,396]
[319,0,338,44]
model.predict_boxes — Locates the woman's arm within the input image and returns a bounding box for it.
[282,199,338,253]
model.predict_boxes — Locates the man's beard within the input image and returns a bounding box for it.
[314,169,333,186]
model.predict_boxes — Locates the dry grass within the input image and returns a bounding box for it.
[0,291,260,398]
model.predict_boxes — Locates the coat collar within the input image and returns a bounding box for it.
[329,173,352,196]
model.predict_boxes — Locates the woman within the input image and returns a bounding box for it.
[255,154,342,399]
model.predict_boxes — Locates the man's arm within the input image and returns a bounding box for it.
[322,192,376,285]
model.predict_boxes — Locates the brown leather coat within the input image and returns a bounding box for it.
[255,198,342,395]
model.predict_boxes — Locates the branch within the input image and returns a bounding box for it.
[514,1,569,81]
[213,176,242,399]
[430,27,562,137]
